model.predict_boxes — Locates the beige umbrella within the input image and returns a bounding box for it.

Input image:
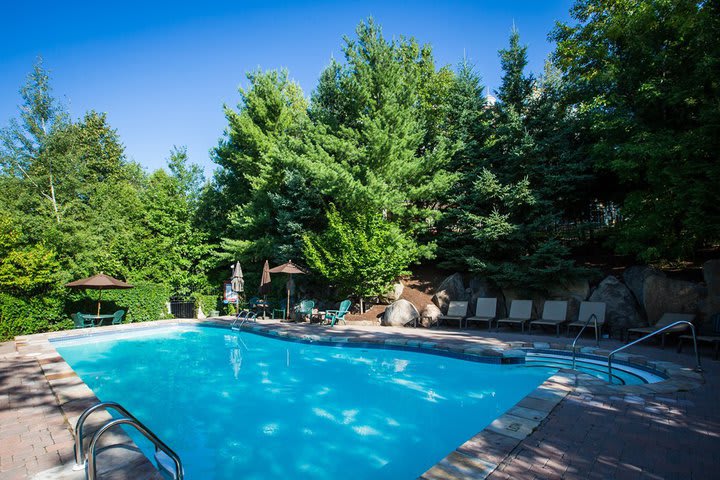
[258,260,272,318]
[268,260,305,320]
[65,273,133,317]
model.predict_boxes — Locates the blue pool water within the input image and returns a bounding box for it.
[55,326,555,479]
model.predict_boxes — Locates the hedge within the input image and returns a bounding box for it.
[63,282,171,325]
[0,293,69,341]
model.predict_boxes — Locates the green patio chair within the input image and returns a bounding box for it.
[272,305,287,320]
[111,310,125,325]
[72,312,93,329]
[325,300,351,327]
[295,300,315,322]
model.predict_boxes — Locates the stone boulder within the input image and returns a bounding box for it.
[588,276,642,337]
[643,275,706,325]
[702,260,720,323]
[468,276,505,317]
[431,273,466,314]
[623,265,665,316]
[419,303,442,328]
[381,299,420,327]
[377,282,404,304]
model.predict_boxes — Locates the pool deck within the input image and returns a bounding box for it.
[1,318,718,480]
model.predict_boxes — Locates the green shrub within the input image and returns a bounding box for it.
[65,282,170,323]
[192,293,219,315]
[0,293,67,341]
[102,282,171,323]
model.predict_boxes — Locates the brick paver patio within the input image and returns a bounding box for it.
[1,320,718,479]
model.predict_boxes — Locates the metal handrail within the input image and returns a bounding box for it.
[87,417,183,480]
[608,320,702,382]
[571,313,599,369]
[74,401,136,469]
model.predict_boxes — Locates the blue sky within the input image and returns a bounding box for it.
[0,1,574,177]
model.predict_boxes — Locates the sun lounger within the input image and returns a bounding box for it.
[529,301,568,336]
[464,298,498,329]
[496,300,533,332]
[626,312,695,347]
[437,301,469,328]
[566,302,606,338]
[678,314,720,359]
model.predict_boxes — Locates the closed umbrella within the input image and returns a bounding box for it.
[231,262,244,313]
[258,260,272,318]
[268,260,305,320]
[65,273,133,317]
[231,262,244,293]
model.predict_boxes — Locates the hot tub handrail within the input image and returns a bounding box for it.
[571,313,599,369]
[73,401,136,469]
[608,320,702,382]
[87,417,183,480]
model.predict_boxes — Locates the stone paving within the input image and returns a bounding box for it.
[0,319,717,479]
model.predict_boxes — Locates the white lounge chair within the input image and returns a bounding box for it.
[566,301,607,339]
[464,298,498,330]
[529,301,568,336]
[496,300,533,332]
[437,301,469,329]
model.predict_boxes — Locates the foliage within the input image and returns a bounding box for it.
[552,0,720,260]
[192,293,220,314]
[64,282,170,323]
[0,293,68,341]
[303,205,421,299]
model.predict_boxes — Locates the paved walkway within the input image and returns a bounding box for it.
[1,321,718,479]
[0,343,75,480]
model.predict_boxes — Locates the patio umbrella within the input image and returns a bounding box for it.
[231,261,244,313]
[65,273,133,317]
[258,260,272,318]
[268,260,305,320]
[231,262,244,293]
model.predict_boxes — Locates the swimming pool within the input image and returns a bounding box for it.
[54,326,556,479]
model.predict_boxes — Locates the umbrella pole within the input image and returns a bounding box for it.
[286,285,290,320]
[97,290,102,317]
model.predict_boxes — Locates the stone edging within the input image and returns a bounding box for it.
[13,319,706,480]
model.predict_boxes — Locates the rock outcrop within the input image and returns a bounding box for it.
[419,304,442,327]
[623,265,665,317]
[588,276,642,337]
[642,275,706,325]
[381,299,420,327]
[431,273,466,314]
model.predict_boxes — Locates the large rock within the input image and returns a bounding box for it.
[588,276,642,337]
[378,282,404,304]
[702,260,720,323]
[431,273,466,314]
[419,303,442,327]
[643,275,706,325]
[381,299,420,327]
[468,276,505,317]
[623,265,665,316]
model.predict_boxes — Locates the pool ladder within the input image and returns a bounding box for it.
[571,318,702,383]
[73,401,184,480]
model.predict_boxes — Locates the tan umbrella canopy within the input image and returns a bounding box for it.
[231,262,244,293]
[65,273,133,317]
[268,260,305,320]
[259,260,272,295]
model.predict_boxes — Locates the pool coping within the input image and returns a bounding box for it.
[14,318,705,480]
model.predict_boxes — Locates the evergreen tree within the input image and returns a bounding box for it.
[552,0,720,261]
